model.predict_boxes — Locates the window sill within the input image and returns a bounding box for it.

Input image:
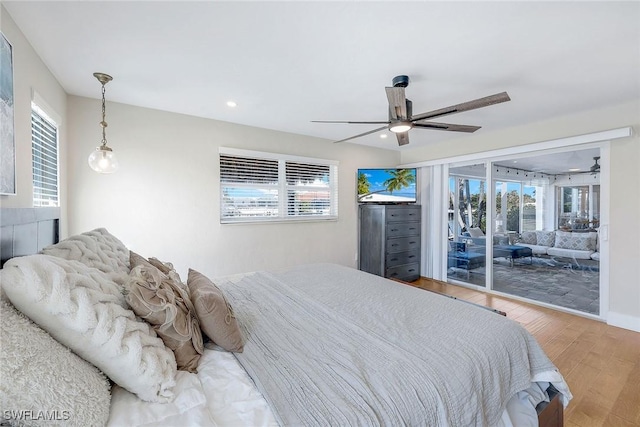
[221,216,338,225]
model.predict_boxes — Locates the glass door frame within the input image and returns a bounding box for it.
[414,134,616,321]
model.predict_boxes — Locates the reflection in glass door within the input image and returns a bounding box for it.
[490,153,601,315]
[443,149,602,316]
[446,164,487,286]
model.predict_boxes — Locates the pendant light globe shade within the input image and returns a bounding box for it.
[88,146,119,173]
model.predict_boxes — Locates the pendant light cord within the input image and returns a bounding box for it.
[100,83,108,147]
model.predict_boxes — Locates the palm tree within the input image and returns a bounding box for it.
[357,172,370,196]
[383,169,415,193]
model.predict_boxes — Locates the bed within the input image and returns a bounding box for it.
[0,208,571,427]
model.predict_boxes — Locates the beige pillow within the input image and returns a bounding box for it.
[132,252,186,290]
[127,252,204,373]
[187,269,244,353]
[148,257,175,275]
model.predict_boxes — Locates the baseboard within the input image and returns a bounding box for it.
[607,311,640,332]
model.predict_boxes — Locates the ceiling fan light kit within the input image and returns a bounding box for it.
[389,122,413,133]
[312,75,511,146]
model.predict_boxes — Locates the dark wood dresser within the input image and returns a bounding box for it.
[358,204,421,282]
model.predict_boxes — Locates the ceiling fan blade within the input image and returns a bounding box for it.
[410,92,511,122]
[413,122,481,133]
[385,87,408,120]
[396,132,410,146]
[333,126,388,144]
[312,120,390,124]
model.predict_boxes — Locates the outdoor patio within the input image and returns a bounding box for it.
[447,255,600,314]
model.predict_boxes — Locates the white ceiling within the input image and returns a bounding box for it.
[451,147,601,177]
[4,1,640,157]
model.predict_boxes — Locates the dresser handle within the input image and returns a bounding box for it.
[408,269,415,272]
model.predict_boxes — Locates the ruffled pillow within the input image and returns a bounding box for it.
[126,252,204,372]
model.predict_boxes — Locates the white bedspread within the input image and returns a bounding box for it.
[107,264,571,426]
[218,264,571,426]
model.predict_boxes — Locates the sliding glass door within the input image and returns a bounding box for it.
[446,164,487,286]
[444,148,602,316]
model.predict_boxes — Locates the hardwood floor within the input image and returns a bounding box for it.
[412,277,640,427]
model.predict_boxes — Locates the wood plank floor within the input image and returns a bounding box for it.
[412,277,640,427]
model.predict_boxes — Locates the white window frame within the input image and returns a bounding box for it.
[31,101,60,207]
[219,147,338,224]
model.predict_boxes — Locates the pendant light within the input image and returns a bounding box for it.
[88,72,119,173]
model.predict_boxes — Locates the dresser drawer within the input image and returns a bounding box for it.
[386,222,420,238]
[385,207,421,223]
[386,250,420,268]
[386,236,420,253]
[386,263,420,282]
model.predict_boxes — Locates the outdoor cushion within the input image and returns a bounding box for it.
[493,245,533,260]
[547,247,593,260]
[517,244,549,255]
[447,250,486,270]
[535,230,556,247]
[519,231,537,245]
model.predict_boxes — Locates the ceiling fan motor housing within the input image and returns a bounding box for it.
[389,99,412,121]
[392,75,410,88]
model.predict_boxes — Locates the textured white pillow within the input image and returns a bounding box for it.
[107,370,207,426]
[41,228,130,286]
[0,299,112,427]
[1,254,177,403]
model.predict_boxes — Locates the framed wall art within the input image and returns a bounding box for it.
[1,32,16,195]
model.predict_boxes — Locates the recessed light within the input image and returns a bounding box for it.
[569,168,581,172]
[226,101,237,108]
[380,134,388,139]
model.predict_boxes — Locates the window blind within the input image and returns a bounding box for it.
[31,107,59,207]
[220,149,338,223]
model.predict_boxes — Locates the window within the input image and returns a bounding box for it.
[220,148,338,223]
[556,184,600,230]
[31,103,59,207]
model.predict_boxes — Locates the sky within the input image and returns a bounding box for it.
[359,169,416,195]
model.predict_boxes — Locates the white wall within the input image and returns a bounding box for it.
[0,6,68,234]
[67,96,399,279]
[401,101,640,331]
[5,2,638,330]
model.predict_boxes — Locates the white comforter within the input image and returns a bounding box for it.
[107,346,562,427]
[107,264,571,426]
[108,345,278,427]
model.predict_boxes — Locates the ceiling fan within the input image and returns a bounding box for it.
[590,156,601,173]
[312,75,511,146]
